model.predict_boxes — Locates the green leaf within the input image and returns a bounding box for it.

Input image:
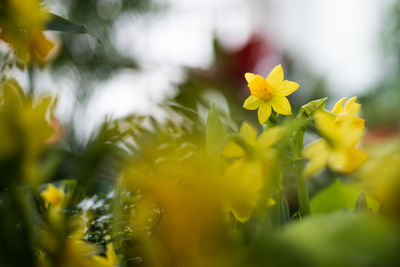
[269,187,291,228]
[311,179,348,214]
[46,13,89,33]
[354,191,369,212]
[297,97,328,120]
[205,104,226,156]
[280,212,400,267]
[311,179,380,214]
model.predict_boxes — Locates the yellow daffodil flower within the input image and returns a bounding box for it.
[243,64,299,125]
[223,121,284,159]
[331,96,364,129]
[224,159,264,222]
[41,184,65,211]
[303,108,366,176]
[222,122,283,222]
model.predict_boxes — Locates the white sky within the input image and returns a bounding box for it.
[259,0,389,95]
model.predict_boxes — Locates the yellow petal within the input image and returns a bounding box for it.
[243,95,262,110]
[105,243,119,266]
[303,139,330,177]
[266,197,276,206]
[328,149,347,172]
[353,118,365,130]
[258,101,271,125]
[231,200,254,223]
[239,121,257,145]
[257,126,284,148]
[344,96,357,109]
[329,146,366,173]
[245,72,256,83]
[226,160,263,222]
[40,184,64,210]
[314,110,338,141]
[30,31,56,64]
[331,97,347,114]
[342,147,366,173]
[222,141,245,158]
[274,80,299,96]
[342,123,364,147]
[344,96,361,117]
[266,64,284,88]
[270,96,291,115]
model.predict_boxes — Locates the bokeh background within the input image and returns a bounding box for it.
[6,0,400,141]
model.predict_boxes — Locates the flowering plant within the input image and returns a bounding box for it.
[1,2,400,267]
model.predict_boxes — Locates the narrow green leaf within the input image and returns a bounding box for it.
[310,179,348,214]
[269,187,291,228]
[354,191,369,212]
[206,104,226,155]
[46,13,89,33]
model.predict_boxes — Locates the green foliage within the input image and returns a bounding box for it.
[280,212,400,267]
[311,179,379,214]
[206,104,227,156]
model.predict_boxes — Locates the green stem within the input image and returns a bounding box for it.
[9,187,36,266]
[293,127,311,216]
[28,66,35,95]
[264,113,278,130]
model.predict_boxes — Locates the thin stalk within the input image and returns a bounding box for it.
[293,127,311,216]
[28,66,35,95]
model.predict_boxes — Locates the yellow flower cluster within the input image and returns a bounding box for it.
[303,97,366,176]
[242,65,367,178]
[115,117,285,265]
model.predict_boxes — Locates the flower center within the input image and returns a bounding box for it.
[248,75,273,100]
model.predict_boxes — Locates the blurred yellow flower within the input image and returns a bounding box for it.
[332,96,364,129]
[122,160,236,266]
[41,184,65,211]
[223,121,284,159]
[222,122,283,222]
[0,79,55,183]
[224,159,264,222]
[61,223,100,267]
[303,108,366,176]
[243,64,299,125]
[92,243,119,267]
[360,140,400,218]
[0,0,56,65]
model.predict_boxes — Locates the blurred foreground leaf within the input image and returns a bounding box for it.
[311,179,379,214]
[280,212,400,267]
